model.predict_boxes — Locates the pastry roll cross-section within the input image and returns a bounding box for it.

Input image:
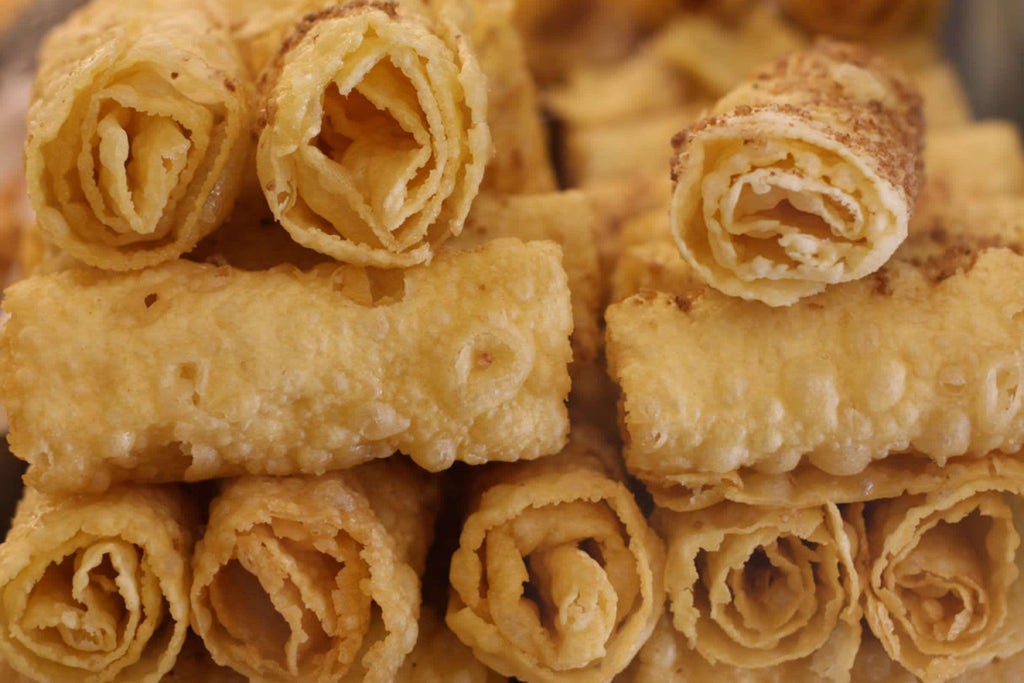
[25,0,254,270]
[256,0,490,267]
[447,429,666,683]
[0,238,573,492]
[670,39,923,305]
[848,456,1024,682]
[633,502,862,682]
[0,486,196,683]
[191,461,439,683]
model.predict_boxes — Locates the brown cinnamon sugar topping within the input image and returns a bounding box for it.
[671,38,924,206]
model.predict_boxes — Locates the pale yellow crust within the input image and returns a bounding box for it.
[446,428,666,683]
[190,461,439,683]
[0,486,196,683]
[25,0,255,271]
[670,39,924,305]
[0,238,573,492]
[606,247,1024,482]
[256,1,490,267]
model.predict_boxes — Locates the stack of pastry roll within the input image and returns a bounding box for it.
[0,0,588,680]
[601,19,1024,682]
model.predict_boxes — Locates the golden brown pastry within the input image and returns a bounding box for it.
[256,0,490,267]
[453,191,602,366]
[191,461,439,682]
[24,0,254,271]
[848,457,1024,682]
[670,40,924,305]
[606,246,1024,500]
[447,428,666,682]
[0,486,196,683]
[631,502,861,682]
[0,239,573,492]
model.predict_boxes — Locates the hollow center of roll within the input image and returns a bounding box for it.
[315,55,434,234]
[892,513,1007,646]
[725,539,816,638]
[207,524,372,678]
[528,543,618,666]
[17,540,146,669]
[726,170,861,269]
[94,103,192,236]
[701,139,877,278]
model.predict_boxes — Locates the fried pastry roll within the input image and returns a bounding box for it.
[848,458,1024,682]
[0,238,572,492]
[447,429,666,682]
[256,0,490,267]
[25,0,253,271]
[630,502,861,682]
[0,486,196,683]
[191,461,439,683]
[670,40,923,305]
[606,246,1024,492]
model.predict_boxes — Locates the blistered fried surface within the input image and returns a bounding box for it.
[606,248,1024,480]
[25,0,254,271]
[1,239,572,491]
[0,486,196,683]
[454,191,601,364]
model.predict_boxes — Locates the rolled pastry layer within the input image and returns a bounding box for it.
[257,0,490,267]
[25,0,253,270]
[655,503,861,681]
[447,429,666,683]
[0,486,196,683]
[191,461,439,683]
[670,39,923,305]
[626,504,860,682]
[849,458,1024,682]
[1,238,573,492]
[605,247,1024,484]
